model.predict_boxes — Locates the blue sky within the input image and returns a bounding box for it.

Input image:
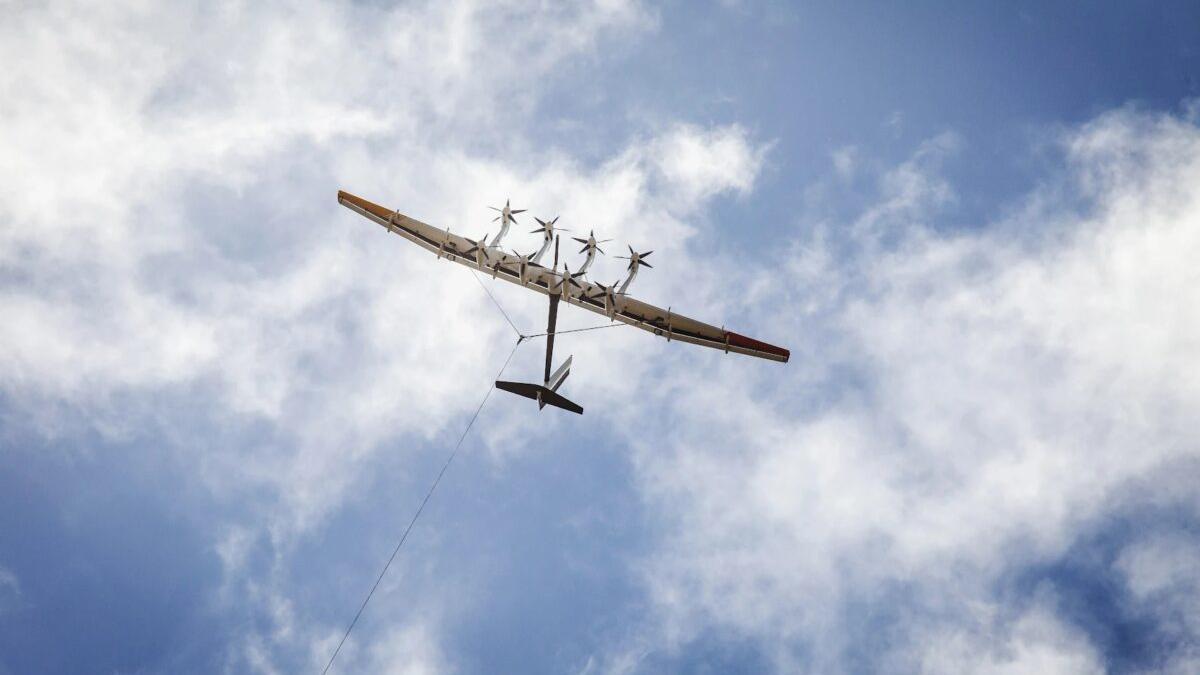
[2,2,1199,673]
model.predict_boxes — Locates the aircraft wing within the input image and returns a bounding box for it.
[338,190,789,363]
[567,288,790,363]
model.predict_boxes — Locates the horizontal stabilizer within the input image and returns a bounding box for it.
[496,380,584,415]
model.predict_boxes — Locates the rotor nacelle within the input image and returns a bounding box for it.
[586,279,624,319]
[616,246,653,294]
[462,232,493,268]
[488,199,525,248]
[572,229,612,276]
[530,216,566,264]
[550,263,587,301]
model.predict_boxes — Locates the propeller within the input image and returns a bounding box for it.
[615,245,654,270]
[511,250,538,284]
[586,277,621,302]
[572,229,614,255]
[530,216,568,239]
[586,278,622,298]
[550,263,587,300]
[488,198,525,224]
[584,278,624,318]
[462,232,491,266]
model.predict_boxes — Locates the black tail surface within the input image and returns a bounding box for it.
[495,380,584,415]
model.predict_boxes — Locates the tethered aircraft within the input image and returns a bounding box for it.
[338,191,790,415]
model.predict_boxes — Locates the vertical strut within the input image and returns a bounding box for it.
[544,234,562,398]
[544,295,560,384]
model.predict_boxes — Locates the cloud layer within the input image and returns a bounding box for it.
[2,1,1199,673]
[605,107,1200,673]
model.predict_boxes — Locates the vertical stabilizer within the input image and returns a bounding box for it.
[547,355,572,391]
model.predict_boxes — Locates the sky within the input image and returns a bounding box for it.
[1,1,1199,673]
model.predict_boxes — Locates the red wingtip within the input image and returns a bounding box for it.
[726,332,790,362]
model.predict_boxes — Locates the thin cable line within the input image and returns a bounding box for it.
[523,322,627,340]
[470,270,524,338]
[320,338,524,675]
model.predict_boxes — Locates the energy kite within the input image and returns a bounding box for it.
[338,191,789,415]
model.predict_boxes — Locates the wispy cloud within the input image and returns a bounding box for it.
[589,107,1200,672]
[0,566,20,614]
[4,2,1199,673]
[0,2,766,671]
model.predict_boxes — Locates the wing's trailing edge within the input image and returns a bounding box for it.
[337,190,790,364]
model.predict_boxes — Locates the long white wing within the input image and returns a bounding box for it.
[338,190,790,363]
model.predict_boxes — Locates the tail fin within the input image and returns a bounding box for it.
[546,354,572,392]
[495,380,584,415]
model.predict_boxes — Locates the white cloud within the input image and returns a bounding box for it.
[366,622,454,675]
[917,599,1104,675]
[1116,533,1200,673]
[6,1,1198,673]
[1118,534,1200,601]
[595,108,1200,671]
[0,0,669,522]
[0,566,18,614]
[0,2,767,671]
[646,123,767,207]
[831,145,859,180]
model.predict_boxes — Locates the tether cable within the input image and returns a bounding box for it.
[524,322,626,339]
[319,337,523,675]
[470,270,524,338]
[470,271,632,343]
